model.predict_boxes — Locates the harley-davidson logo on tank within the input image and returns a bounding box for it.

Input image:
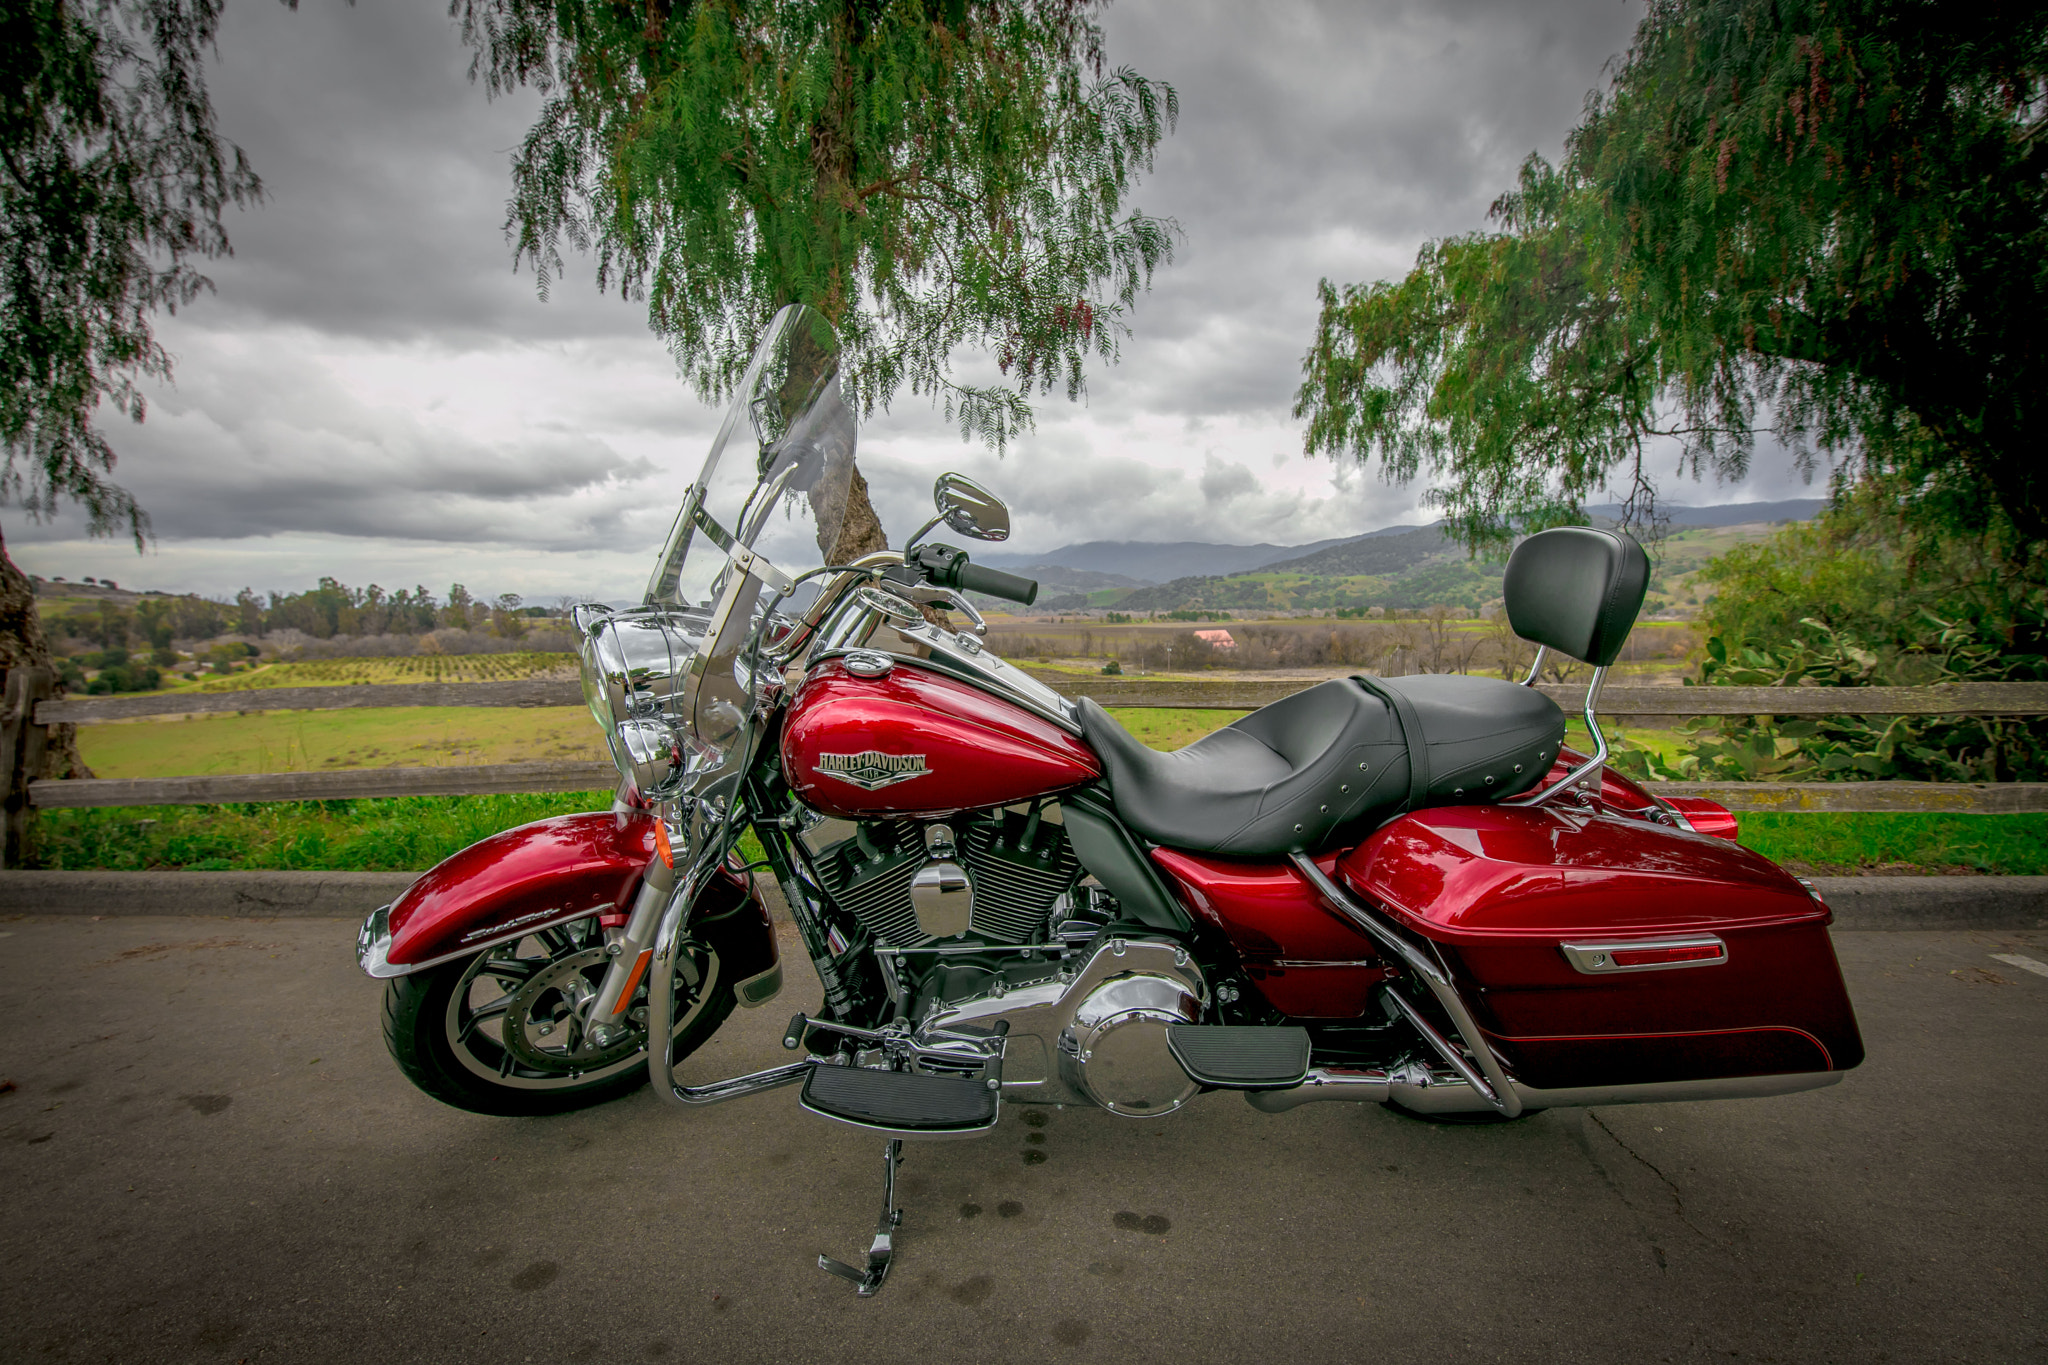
[816,751,929,791]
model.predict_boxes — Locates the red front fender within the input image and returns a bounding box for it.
[359,812,659,977]
[357,810,778,1003]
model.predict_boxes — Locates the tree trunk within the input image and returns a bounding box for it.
[792,4,892,568]
[0,524,92,780]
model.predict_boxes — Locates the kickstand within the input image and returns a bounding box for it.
[819,1139,904,1297]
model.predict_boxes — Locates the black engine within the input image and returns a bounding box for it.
[812,804,1082,949]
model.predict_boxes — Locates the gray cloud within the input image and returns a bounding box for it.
[12,329,665,550]
[197,1,644,347]
[1090,0,1645,421]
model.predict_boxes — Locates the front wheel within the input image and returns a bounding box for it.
[381,920,735,1117]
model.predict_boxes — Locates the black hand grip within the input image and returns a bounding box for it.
[953,560,1038,606]
[909,543,1039,606]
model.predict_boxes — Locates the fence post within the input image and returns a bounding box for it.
[1,666,52,868]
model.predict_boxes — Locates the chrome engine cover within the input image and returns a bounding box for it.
[914,936,1207,1114]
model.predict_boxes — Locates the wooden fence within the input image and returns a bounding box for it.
[3,666,2044,864]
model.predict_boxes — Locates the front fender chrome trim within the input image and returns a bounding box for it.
[356,905,395,977]
[354,902,617,980]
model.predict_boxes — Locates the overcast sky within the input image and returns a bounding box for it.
[11,0,1826,602]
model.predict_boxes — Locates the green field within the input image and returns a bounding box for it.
[35,796,2044,876]
[79,706,606,776]
[72,704,1222,779]
[38,793,616,872]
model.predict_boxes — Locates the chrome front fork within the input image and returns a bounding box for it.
[581,860,677,1050]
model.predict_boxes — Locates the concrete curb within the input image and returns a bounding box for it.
[0,870,421,919]
[1808,876,2048,932]
[0,870,2041,931]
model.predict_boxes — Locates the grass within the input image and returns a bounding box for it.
[1736,813,2048,876]
[36,797,2044,877]
[36,793,616,872]
[41,695,2046,877]
[1101,707,1242,750]
[36,794,773,873]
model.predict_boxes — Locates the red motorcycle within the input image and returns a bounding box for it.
[357,306,1862,1295]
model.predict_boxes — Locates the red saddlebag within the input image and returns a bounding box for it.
[1336,806,1864,1090]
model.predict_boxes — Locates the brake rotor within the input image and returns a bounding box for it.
[500,947,643,1074]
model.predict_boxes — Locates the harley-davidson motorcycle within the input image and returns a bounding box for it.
[358,304,1863,1295]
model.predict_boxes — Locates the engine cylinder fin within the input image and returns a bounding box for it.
[815,820,931,949]
[960,809,1081,944]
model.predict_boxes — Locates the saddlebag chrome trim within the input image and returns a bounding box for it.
[1560,935,1727,975]
[1246,1063,1846,1114]
[1289,854,1523,1118]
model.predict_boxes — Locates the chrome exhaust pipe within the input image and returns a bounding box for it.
[1243,1066,1394,1112]
[1247,1062,1848,1115]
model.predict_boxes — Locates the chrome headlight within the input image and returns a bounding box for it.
[609,718,687,800]
[575,604,716,797]
[578,606,707,724]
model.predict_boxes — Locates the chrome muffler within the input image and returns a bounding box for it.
[1245,1062,1847,1115]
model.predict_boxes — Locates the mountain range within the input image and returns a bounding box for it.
[980,499,1822,587]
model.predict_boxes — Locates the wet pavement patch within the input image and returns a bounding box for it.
[948,1275,994,1305]
[511,1261,560,1292]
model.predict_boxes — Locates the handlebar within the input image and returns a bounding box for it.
[908,545,1038,607]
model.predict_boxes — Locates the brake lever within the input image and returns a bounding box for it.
[905,584,987,636]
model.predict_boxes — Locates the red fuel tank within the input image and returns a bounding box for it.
[781,657,1101,819]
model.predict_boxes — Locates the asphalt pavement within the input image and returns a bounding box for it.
[0,912,2043,1365]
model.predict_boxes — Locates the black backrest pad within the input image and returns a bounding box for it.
[1501,526,1650,667]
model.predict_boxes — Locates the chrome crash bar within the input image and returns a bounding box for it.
[641,860,814,1108]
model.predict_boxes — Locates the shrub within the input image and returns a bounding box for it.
[1613,496,2045,784]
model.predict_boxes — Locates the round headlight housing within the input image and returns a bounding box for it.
[609,718,687,800]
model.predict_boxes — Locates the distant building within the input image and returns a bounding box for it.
[1194,629,1237,650]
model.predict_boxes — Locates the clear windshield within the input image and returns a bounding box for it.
[645,304,856,613]
[644,304,858,775]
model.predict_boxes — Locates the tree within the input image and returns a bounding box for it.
[2,0,262,777]
[455,0,1177,562]
[489,590,526,638]
[1296,0,2047,567]
[234,587,264,636]
[442,583,478,631]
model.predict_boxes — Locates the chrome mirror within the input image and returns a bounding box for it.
[934,473,1010,542]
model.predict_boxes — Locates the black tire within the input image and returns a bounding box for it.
[381,924,735,1117]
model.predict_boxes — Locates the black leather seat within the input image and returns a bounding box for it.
[1077,674,1564,858]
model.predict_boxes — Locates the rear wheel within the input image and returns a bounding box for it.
[381,920,734,1117]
